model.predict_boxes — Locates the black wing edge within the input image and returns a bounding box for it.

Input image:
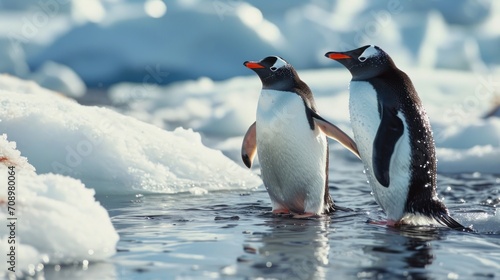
[435,213,474,233]
[242,154,251,168]
[241,121,257,168]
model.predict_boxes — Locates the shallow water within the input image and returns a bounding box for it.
[37,151,500,280]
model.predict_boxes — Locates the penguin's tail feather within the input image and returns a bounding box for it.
[332,204,353,212]
[324,200,334,214]
[324,192,352,214]
[324,201,353,214]
[435,213,474,232]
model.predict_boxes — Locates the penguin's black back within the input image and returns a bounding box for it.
[367,68,440,214]
[371,68,469,230]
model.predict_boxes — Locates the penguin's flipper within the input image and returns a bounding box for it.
[307,109,360,158]
[241,121,257,168]
[373,107,404,187]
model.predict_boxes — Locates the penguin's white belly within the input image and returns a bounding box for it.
[256,89,327,214]
[349,81,411,221]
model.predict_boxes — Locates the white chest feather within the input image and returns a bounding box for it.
[256,89,328,214]
[349,81,412,221]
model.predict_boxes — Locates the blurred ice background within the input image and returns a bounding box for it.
[0,0,498,88]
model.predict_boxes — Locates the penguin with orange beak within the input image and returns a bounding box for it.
[242,55,360,217]
[325,45,469,230]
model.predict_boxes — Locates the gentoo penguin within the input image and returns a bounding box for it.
[325,45,468,229]
[242,56,360,217]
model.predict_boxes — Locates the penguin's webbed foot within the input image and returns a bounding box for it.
[272,209,291,215]
[366,218,396,226]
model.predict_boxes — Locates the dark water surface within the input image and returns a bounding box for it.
[42,154,499,280]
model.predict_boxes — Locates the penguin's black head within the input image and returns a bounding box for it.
[244,56,298,90]
[325,45,396,80]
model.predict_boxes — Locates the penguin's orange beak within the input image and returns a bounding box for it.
[244,61,265,69]
[325,52,351,60]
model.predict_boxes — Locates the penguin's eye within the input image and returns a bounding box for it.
[270,66,278,71]
[359,56,367,62]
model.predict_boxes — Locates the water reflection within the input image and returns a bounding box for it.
[357,226,444,279]
[240,216,331,280]
[42,261,117,280]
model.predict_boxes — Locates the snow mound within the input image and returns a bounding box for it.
[0,74,65,97]
[0,39,86,98]
[109,76,260,137]
[29,61,86,98]
[0,134,118,277]
[0,76,261,194]
[436,118,500,174]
